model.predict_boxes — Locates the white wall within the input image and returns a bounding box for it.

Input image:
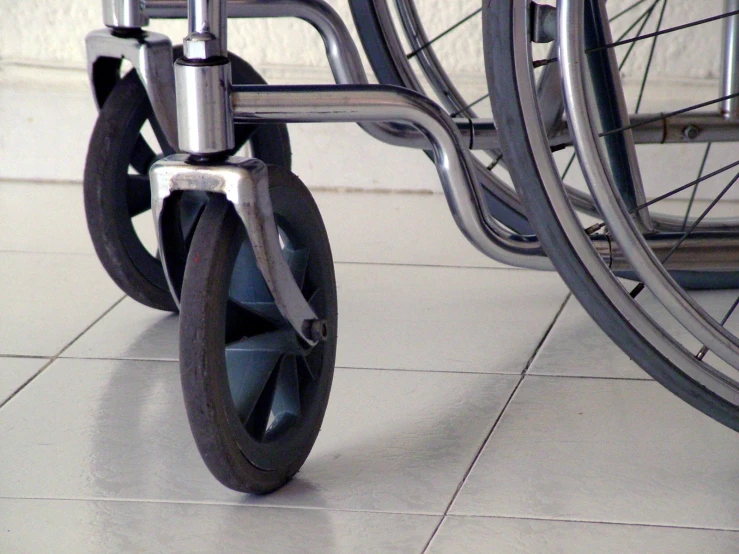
[0,0,726,82]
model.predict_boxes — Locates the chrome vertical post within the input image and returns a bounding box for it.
[176,0,234,155]
[721,0,739,118]
[103,0,149,29]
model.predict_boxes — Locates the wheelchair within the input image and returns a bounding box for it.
[83,0,739,493]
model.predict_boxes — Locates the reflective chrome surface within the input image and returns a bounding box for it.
[103,0,149,28]
[175,60,234,154]
[582,0,653,232]
[85,28,179,149]
[721,0,739,118]
[149,154,320,345]
[559,0,739,385]
[232,84,551,270]
[184,0,227,59]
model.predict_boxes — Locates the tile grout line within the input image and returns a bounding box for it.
[334,260,527,271]
[0,295,126,411]
[0,494,736,533]
[420,292,572,554]
[446,512,739,533]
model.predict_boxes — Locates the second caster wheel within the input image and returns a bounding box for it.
[179,167,337,494]
[83,49,291,311]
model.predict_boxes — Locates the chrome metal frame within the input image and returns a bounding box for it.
[149,155,324,346]
[85,28,179,149]
[721,0,739,118]
[88,0,739,340]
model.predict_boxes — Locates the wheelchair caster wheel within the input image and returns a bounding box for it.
[179,166,337,494]
[83,48,291,311]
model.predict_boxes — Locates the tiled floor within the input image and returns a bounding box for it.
[1,179,737,553]
[1,82,738,552]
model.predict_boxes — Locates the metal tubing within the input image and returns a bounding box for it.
[103,0,149,28]
[185,0,227,58]
[597,235,739,272]
[178,0,234,154]
[85,29,179,149]
[143,0,459,151]
[175,59,234,153]
[721,0,739,118]
[583,0,653,232]
[232,84,550,270]
[150,155,321,345]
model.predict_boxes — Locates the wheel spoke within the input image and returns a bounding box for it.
[681,143,712,230]
[406,8,481,60]
[126,174,152,217]
[229,241,283,323]
[610,0,648,22]
[634,0,668,113]
[617,0,660,71]
[129,136,157,175]
[451,93,490,118]
[263,355,302,441]
[593,8,739,51]
[696,294,739,359]
[297,354,316,381]
[630,157,739,214]
[599,92,739,138]
[225,330,302,424]
[660,170,739,265]
[283,244,310,291]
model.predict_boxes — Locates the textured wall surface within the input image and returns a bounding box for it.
[0,0,727,81]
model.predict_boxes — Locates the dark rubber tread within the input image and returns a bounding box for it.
[84,50,291,311]
[483,0,738,431]
[179,167,337,493]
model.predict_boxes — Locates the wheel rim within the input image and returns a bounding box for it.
[219,207,332,471]
[491,0,739,410]
[558,0,739,376]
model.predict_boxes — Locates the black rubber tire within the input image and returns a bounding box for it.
[483,0,739,431]
[83,49,291,312]
[179,166,337,494]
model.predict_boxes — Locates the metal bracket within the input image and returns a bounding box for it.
[149,154,321,346]
[85,28,179,150]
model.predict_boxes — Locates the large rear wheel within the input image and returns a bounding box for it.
[483,0,739,430]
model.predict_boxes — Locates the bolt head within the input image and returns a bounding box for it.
[683,125,700,140]
[306,319,329,343]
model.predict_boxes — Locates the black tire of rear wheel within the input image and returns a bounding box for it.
[179,167,337,494]
[83,50,291,312]
[483,0,739,430]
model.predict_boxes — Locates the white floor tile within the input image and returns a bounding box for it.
[63,298,178,361]
[529,297,648,380]
[63,264,569,373]
[450,376,739,530]
[0,252,123,356]
[428,516,739,554]
[314,191,503,268]
[0,358,517,514]
[531,288,739,380]
[0,84,96,183]
[0,357,47,404]
[1,498,439,554]
[337,264,569,373]
[0,182,92,254]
